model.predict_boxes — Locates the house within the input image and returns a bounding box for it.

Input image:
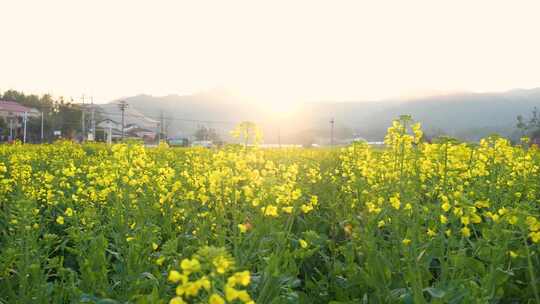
[0,100,41,122]
[96,118,122,142]
[0,100,41,141]
[125,124,158,144]
[530,130,540,147]
[0,100,40,117]
[96,103,160,144]
[96,119,158,144]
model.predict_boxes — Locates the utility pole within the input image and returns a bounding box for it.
[40,109,44,142]
[23,112,28,143]
[278,127,281,148]
[164,116,169,138]
[156,122,161,145]
[9,117,13,141]
[107,124,112,145]
[330,118,335,146]
[81,95,86,142]
[160,111,164,141]
[118,100,128,140]
[90,96,96,141]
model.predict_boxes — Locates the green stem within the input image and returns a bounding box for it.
[524,232,540,304]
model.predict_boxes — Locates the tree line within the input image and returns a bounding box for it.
[517,107,540,140]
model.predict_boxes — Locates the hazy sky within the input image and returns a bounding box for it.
[1,0,540,105]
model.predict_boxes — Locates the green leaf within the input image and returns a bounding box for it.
[424,287,446,298]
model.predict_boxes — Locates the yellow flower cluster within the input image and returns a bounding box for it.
[338,117,540,248]
[168,246,254,304]
[527,216,540,243]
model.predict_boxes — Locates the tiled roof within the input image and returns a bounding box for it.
[0,100,37,114]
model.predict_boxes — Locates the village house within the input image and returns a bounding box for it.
[0,100,41,141]
[96,119,157,144]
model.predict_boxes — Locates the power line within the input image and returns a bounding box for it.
[4,101,276,143]
[12,110,238,129]
[93,108,239,126]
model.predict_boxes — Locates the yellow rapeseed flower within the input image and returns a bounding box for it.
[440,215,448,224]
[461,226,471,238]
[181,258,201,274]
[445,229,452,237]
[64,207,74,217]
[263,205,278,217]
[228,271,251,287]
[390,195,400,210]
[56,216,65,225]
[282,206,293,214]
[213,256,232,274]
[301,204,313,213]
[168,270,183,283]
[209,294,225,304]
[156,256,166,266]
[441,202,451,212]
[530,231,540,243]
[169,297,186,304]
[225,286,239,302]
[238,223,248,233]
[471,213,482,224]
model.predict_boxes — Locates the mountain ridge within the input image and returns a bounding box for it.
[106,87,540,143]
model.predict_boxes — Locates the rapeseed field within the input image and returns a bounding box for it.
[1,118,539,303]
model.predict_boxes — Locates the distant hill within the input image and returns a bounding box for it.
[107,87,540,143]
[354,88,540,141]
